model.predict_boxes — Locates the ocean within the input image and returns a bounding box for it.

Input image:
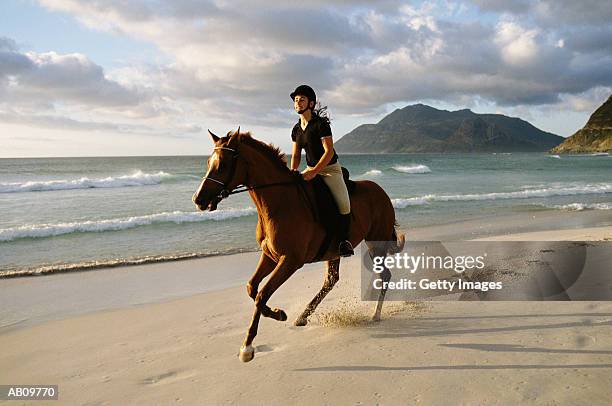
[1,153,611,277]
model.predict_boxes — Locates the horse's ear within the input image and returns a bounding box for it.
[229,126,241,143]
[208,129,220,143]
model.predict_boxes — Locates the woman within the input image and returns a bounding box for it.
[289,84,353,257]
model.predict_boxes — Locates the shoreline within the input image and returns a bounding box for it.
[0,247,259,279]
[0,209,610,333]
[2,207,611,279]
[0,218,610,333]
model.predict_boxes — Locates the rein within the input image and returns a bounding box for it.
[223,180,299,197]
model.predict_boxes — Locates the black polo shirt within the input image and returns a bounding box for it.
[291,115,338,167]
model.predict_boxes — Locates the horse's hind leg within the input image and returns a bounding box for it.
[240,255,298,362]
[367,242,392,322]
[372,265,391,321]
[294,258,340,326]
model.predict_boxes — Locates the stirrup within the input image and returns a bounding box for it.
[339,240,354,257]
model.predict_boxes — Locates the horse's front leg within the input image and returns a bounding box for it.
[240,255,298,362]
[246,252,276,301]
[294,258,340,326]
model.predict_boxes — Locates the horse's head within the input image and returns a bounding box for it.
[192,127,248,211]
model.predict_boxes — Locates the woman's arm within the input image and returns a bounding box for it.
[290,142,302,170]
[302,136,334,180]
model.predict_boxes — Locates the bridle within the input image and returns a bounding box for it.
[202,146,240,199]
[201,145,299,202]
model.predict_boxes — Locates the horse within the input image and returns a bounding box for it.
[192,128,405,362]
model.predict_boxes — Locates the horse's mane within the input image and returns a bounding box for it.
[235,132,290,173]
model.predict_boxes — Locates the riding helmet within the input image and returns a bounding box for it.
[290,84,316,105]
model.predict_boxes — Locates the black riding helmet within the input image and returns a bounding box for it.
[290,84,316,107]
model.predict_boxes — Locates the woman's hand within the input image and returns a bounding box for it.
[301,168,318,181]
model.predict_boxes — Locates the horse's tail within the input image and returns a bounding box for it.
[387,221,405,254]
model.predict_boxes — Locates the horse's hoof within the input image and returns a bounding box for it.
[294,317,308,327]
[271,308,287,321]
[372,314,381,322]
[239,345,254,362]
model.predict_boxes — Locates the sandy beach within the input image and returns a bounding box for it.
[3,0,612,403]
[1,218,612,405]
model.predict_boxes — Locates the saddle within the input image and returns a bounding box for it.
[296,167,356,262]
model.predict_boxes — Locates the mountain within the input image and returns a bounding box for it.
[550,95,612,154]
[335,104,564,153]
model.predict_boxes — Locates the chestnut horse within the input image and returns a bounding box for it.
[192,128,404,362]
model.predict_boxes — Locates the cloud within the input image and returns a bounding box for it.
[22,52,142,106]
[0,37,144,109]
[471,0,612,25]
[470,0,530,14]
[533,0,612,26]
[4,0,611,136]
[562,26,612,54]
[0,109,201,137]
[494,21,539,65]
[325,15,611,111]
[555,86,612,113]
[0,38,33,76]
[0,35,201,134]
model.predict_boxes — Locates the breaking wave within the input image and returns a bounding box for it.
[0,208,257,242]
[392,164,431,174]
[543,202,612,211]
[0,170,197,193]
[361,169,382,177]
[392,183,612,209]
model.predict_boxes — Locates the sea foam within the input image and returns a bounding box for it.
[392,183,612,209]
[392,164,431,174]
[544,202,612,211]
[0,170,195,193]
[0,208,257,242]
[361,169,382,177]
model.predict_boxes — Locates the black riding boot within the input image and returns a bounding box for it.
[338,213,354,257]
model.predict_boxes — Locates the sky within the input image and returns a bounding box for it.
[1,0,611,157]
